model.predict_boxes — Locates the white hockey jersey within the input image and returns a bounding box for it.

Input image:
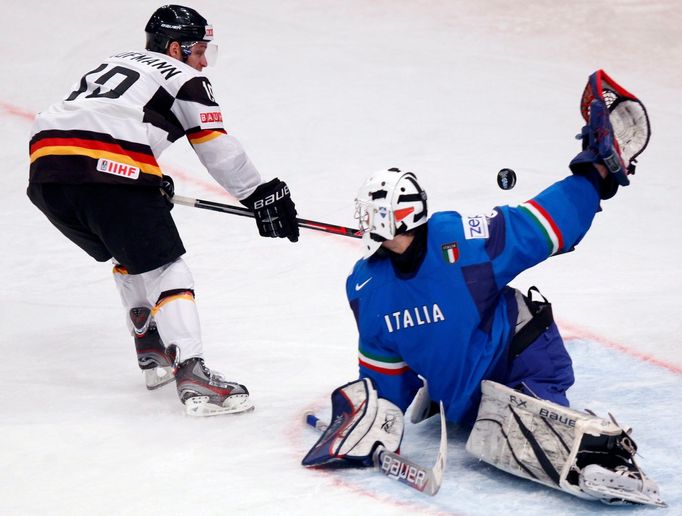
[29,50,261,200]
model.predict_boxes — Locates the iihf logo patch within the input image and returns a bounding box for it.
[441,242,459,264]
[96,158,140,179]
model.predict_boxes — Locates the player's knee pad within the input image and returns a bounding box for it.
[302,378,404,468]
[466,381,663,506]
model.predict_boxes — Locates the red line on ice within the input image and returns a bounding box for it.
[558,319,682,375]
[0,101,35,121]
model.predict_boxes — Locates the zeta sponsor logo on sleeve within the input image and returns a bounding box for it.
[200,111,223,123]
[96,159,140,179]
[462,215,489,240]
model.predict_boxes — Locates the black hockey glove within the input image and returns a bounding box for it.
[160,174,175,209]
[241,178,299,242]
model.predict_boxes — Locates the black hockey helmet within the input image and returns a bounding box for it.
[145,5,214,53]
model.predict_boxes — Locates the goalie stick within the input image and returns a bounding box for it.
[304,402,447,496]
[173,194,362,239]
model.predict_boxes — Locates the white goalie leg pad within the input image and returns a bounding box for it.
[466,381,615,499]
[466,381,665,507]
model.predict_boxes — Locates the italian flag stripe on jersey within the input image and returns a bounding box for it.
[519,200,564,255]
[358,349,409,376]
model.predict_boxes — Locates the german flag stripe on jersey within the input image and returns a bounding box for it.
[186,128,227,145]
[112,264,129,275]
[151,291,196,316]
[29,129,162,178]
[519,199,564,255]
[359,349,410,376]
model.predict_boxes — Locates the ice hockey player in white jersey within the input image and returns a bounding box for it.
[27,5,299,416]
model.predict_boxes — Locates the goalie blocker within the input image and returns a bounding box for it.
[466,381,666,507]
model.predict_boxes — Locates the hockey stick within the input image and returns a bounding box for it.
[304,402,447,496]
[173,194,362,239]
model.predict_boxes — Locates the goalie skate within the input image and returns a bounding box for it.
[579,464,667,508]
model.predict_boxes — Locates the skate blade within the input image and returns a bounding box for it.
[184,394,255,417]
[144,366,175,390]
[579,467,667,508]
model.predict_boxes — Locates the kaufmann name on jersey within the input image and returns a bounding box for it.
[112,51,185,80]
[384,303,445,333]
[28,49,260,199]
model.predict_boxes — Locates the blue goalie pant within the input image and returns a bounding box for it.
[500,322,575,407]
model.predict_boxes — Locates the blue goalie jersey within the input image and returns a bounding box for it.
[346,174,601,423]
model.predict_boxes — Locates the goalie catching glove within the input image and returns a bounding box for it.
[570,69,651,199]
[241,178,299,242]
[302,378,404,468]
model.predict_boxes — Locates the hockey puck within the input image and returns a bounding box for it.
[497,168,517,190]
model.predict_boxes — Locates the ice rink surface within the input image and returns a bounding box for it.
[2,1,681,514]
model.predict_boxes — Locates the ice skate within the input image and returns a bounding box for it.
[174,356,254,417]
[578,462,666,507]
[130,307,174,390]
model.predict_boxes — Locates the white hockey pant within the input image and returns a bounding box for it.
[113,257,202,360]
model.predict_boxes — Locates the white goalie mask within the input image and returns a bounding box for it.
[354,168,428,257]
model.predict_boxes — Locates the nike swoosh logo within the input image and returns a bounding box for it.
[355,277,372,291]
